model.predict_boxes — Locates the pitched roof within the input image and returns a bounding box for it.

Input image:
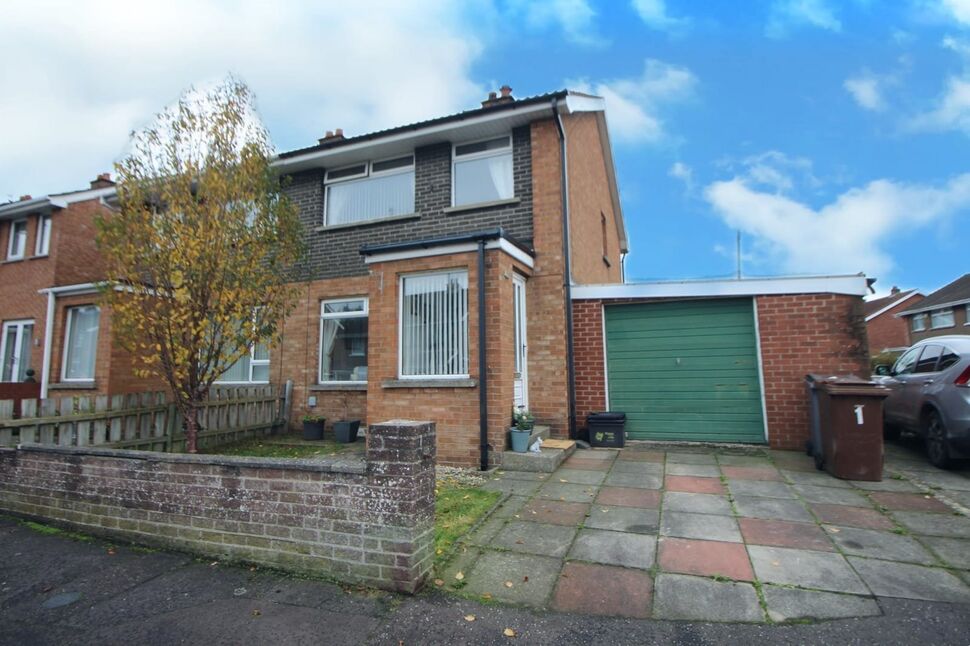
[898,274,970,316]
[863,289,921,320]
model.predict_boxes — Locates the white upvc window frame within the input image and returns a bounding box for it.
[930,307,955,329]
[0,319,34,382]
[7,218,27,260]
[911,313,928,332]
[965,304,970,326]
[62,305,100,382]
[35,214,51,256]
[323,154,415,226]
[451,134,514,208]
[214,309,270,385]
[318,297,369,384]
[398,269,470,380]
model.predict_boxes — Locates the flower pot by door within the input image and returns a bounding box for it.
[334,420,360,443]
[510,428,531,453]
[302,420,325,441]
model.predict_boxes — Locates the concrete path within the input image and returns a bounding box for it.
[458,442,970,623]
[3,516,970,645]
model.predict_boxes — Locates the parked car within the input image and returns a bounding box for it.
[873,335,970,468]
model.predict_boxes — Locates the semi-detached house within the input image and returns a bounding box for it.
[0,87,874,467]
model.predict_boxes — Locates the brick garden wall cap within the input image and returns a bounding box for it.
[14,443,367,475]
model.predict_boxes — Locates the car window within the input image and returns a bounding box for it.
[914,344,943,373]
[893,347,921,375]
[938,347,961,371]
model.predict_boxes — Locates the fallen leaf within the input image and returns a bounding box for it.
[482,593,492,600]
[436,549,444,555]
[828,527,840,533]
[515,539,524,544]
[504,628,517,638]
[107,547,117,556]
[559,479,568,483]
[504,580,514,588]
[601,508,609,513]
[523,576,529,582]
[771,561,780,566]
[455,571,465,581]
[464,614,476,622]
[434,579,445,587]
[251,609,261,617]
[463,495,471,500]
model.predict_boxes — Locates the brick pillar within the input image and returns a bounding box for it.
[365,420,436,593]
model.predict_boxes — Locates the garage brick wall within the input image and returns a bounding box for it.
[571,293,870,450]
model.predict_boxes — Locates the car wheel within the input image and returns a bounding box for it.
[883,423,901,441]
[924,411,952,469]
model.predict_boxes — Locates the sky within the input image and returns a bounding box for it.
[2,0,968,297]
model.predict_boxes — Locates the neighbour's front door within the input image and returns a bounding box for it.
[512,274,528,410]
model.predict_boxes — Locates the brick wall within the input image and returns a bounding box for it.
[867,295,923,352]
[571,294,870,450]
[285,127,534,281]
[0,420,436,593]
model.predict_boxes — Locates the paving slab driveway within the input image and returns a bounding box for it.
[469,442,970,623]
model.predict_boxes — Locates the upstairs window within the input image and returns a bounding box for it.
[911,313,928,332]
[400,271,469,378]
[35,215,51,256]
[930,308,954,329]
[319,298,368,383]
[452,136,513,207]
[324,155,414,226]
[7,219,27,260]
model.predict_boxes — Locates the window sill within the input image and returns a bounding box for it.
[28,254,49,261]
[929,324,955,330]
[49,381,97,390]
[443,198,520,215]
[315,212,420,233]
[2,257,25,264]
[310,383,367,391]
[382,378,477,389]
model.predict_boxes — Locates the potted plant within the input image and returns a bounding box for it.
[510,408,535,453]
[302,414,325,441]
[332,391,361,443]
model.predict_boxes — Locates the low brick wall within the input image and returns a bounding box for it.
[0,420,435,593]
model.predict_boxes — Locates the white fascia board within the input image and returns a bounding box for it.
[38,282,101,296]
[572,275,870,300]
[864,291,921,321]
[896,297,970,317]
[363,239,535,268]
[272,101,554,173]
[57,186,117,204]
[563,94,607,114]
[0,196,67,220]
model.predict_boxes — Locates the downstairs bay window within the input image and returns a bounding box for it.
[319,298,368,383]
[399,271,469,378]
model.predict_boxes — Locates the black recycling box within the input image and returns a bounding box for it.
[586,412,626,448]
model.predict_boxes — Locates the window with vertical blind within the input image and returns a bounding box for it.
[324,155,414,226]
[63,305,100,381]
[399,271,469,378]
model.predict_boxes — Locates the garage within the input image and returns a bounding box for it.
[604,298,766,443]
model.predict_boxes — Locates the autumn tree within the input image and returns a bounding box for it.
[97,78,304,452]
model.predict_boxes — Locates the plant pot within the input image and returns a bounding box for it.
[334,420,360,443]
[302,420,325,441]
[509,428,532,453]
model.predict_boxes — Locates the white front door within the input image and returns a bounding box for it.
[1,319,34,382]
[512,274,528,410]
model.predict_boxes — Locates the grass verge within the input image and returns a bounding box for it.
[435,479,500,570]
[203,436,359,459]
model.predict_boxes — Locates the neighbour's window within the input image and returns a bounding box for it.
[893,347,920,375]
[319,298,368,383]
[914,344,942,373]
[218,342,269,383]
[930,308,955,329]
[35,215,51,256]
[1,319,34,382]
[63,305,100,381]
[966,304,970,326]
[400,271,468,378]
[911,314,928,332]
[324,155,414,226]
[452,136,513,207]
[6,219,27,260]
[938,347,960,372]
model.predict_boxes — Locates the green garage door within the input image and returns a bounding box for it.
[605,299,766,443]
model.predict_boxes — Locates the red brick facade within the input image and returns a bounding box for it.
[571,294,870,451]
[866,294,923,353]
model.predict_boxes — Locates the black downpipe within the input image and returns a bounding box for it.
[552,101,578,440]
[478,240,489,470]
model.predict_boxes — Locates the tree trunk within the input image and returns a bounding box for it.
[184,404,200,454]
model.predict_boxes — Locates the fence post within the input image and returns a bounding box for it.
[279,379,293,434]
[165,402,178,453]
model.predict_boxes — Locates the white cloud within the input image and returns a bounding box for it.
[570,59,696,144]
[941,0,970,25]
[630,0,689,33]
[766,0,841,38]
[506,0,603,45]
[908,36,970,135]
[668,161,693,187]
[704,173,970,277]
[0,0,485,199]
[720,151,820,194]
[844,74,886,111]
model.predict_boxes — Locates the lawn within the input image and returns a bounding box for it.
[435,478,500,569]
[204,435,361,459]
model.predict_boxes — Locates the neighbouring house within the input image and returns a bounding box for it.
[864,286,924,354]
[897,273,970,343]
[0,175,165,400]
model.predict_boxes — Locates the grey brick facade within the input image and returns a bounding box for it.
[286,126,534,280]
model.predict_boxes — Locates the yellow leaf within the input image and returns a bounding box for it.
[434,579,444,587]
[503,628,516,638]
[464,614,476,622]
[504,580,513,588]
[455,571,465,581]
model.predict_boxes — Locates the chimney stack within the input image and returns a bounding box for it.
[90,172,114,189]
[318,129,346,145]
[481,85,514,108]
[890,286,900,295]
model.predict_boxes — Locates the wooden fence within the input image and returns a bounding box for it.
[0,381,292,452]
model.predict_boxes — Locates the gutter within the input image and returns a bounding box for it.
[552,100,579,440]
